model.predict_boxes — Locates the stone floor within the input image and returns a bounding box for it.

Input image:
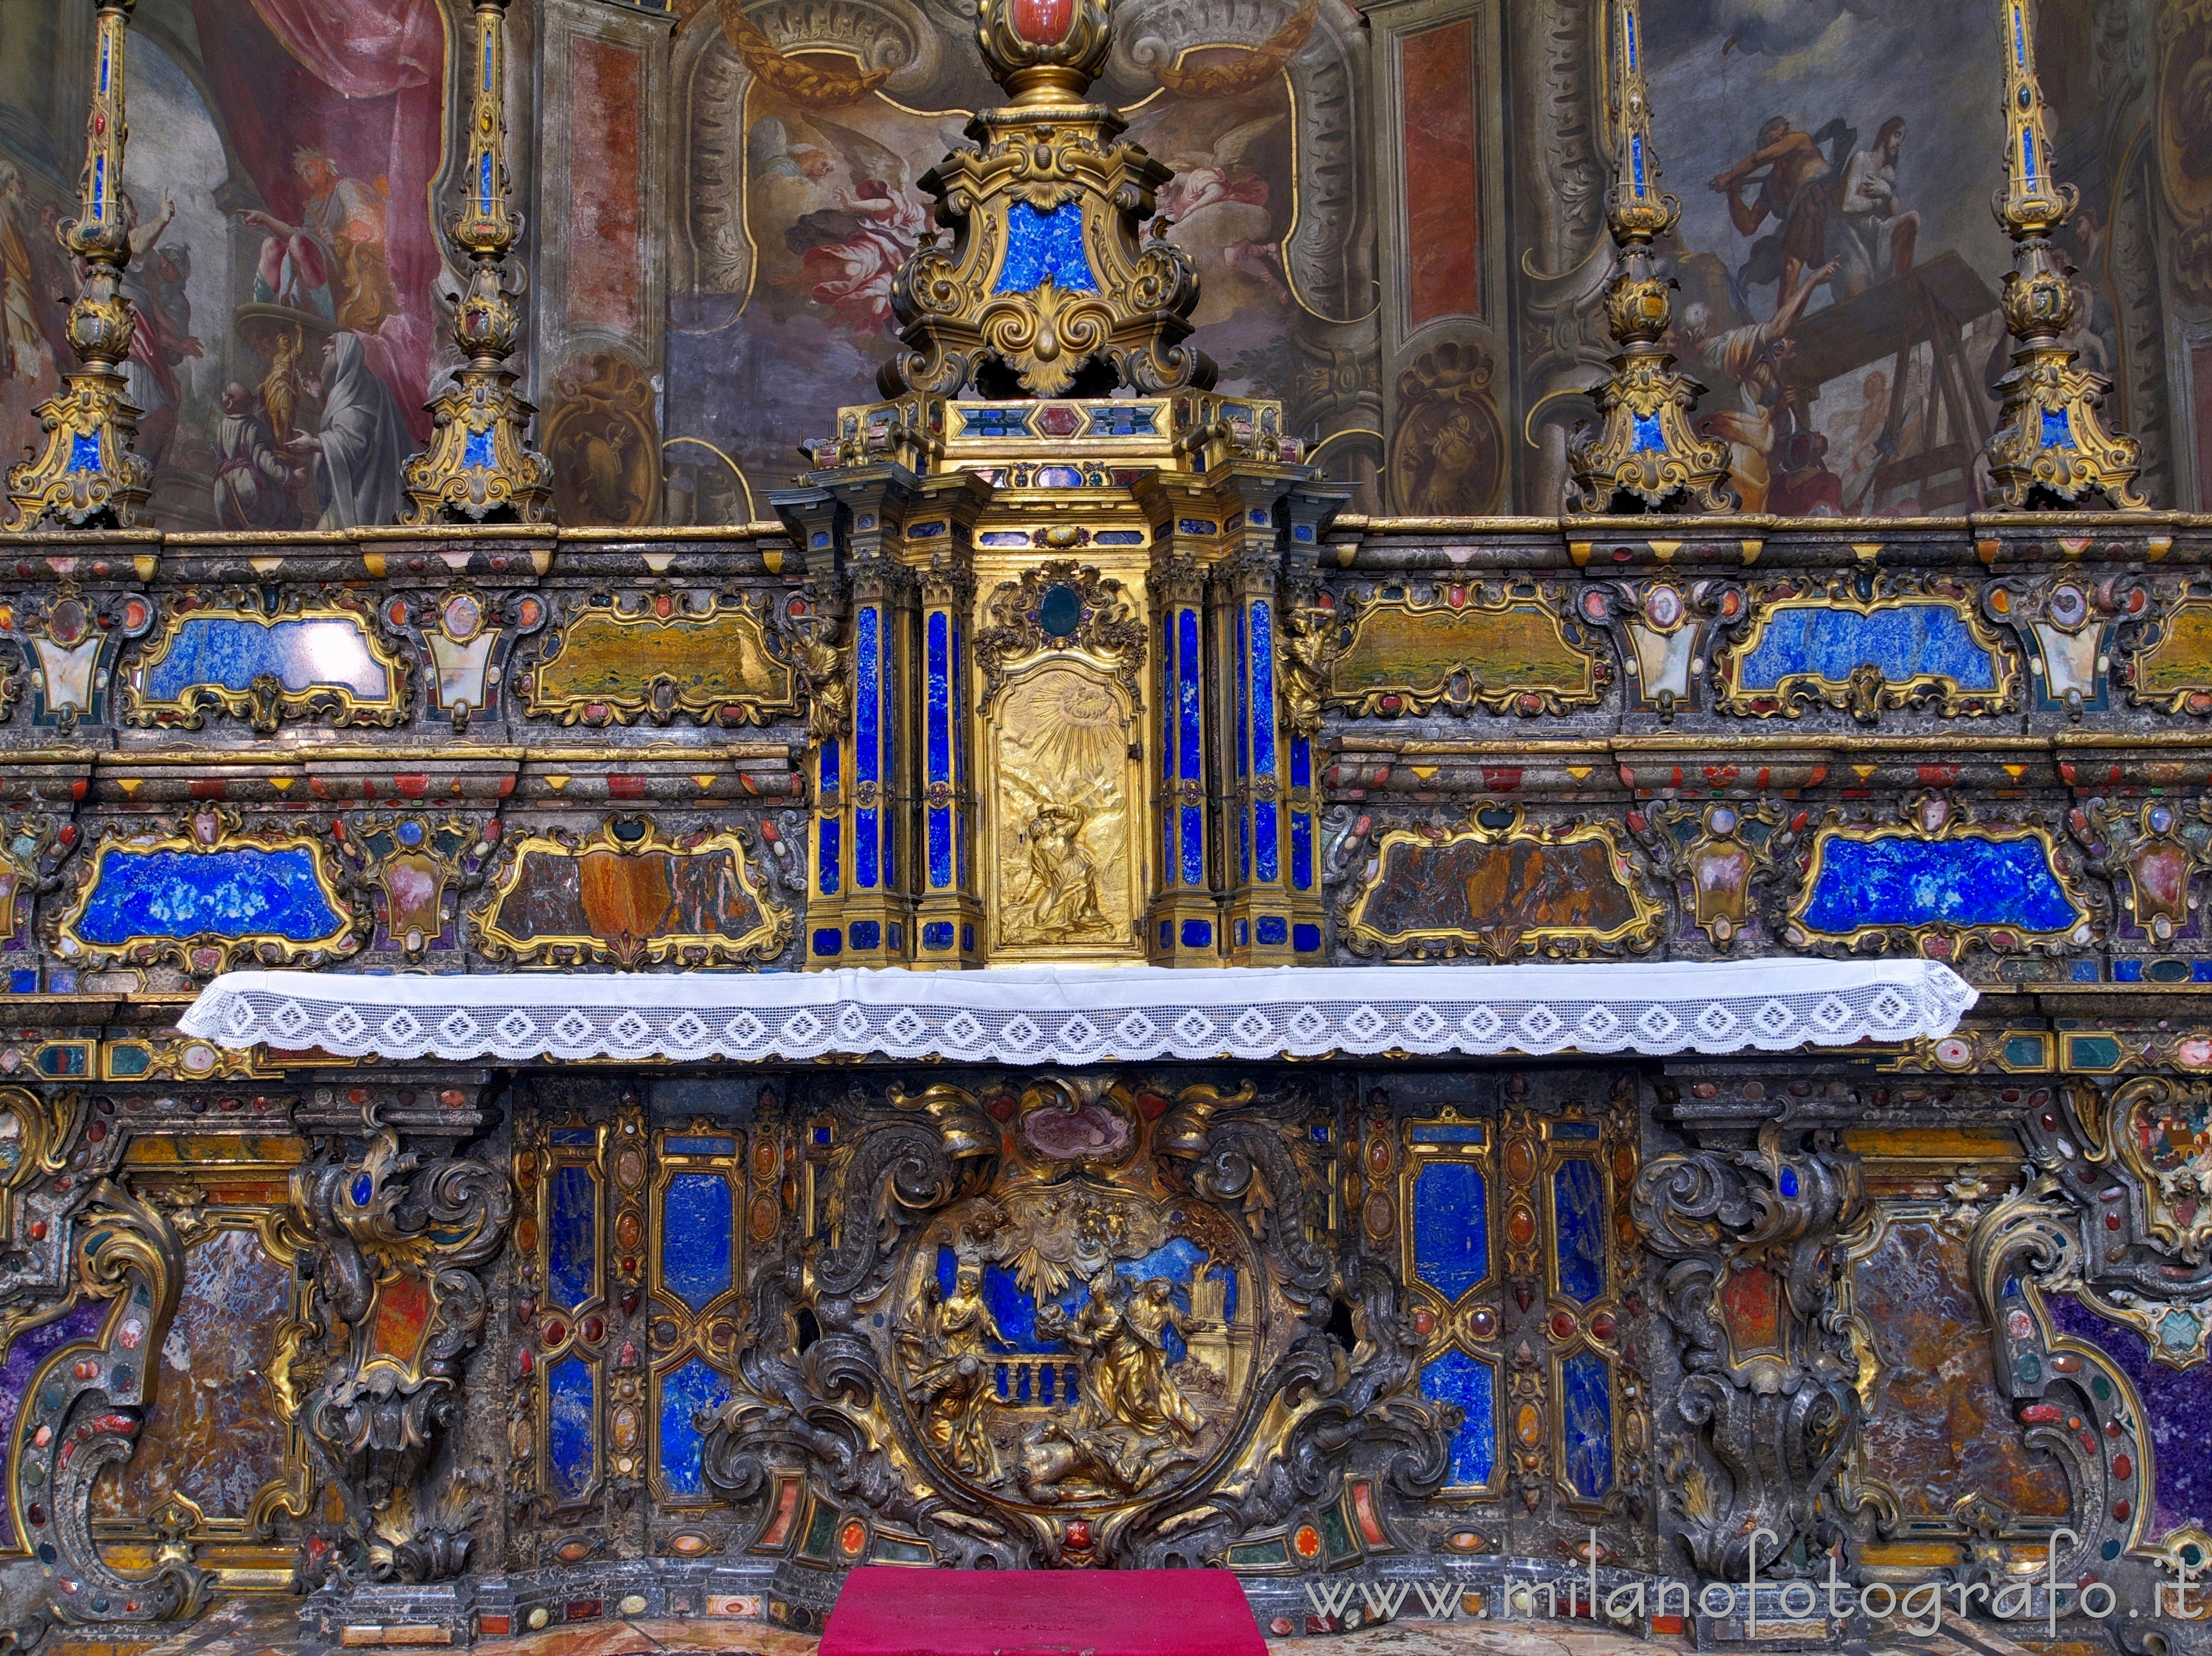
[70,1597,2117,1656]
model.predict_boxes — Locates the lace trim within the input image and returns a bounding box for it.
[179,961,1977,1065]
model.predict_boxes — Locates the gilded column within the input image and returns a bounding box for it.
[1982,0,2145,508]
[1214,518,1298,968]
[400,0,555,524]
[840,548,918,966]
[4,0,153,530]
[1565,0,1735,516]
[1147,546,1216,965]
[915,539,983,966]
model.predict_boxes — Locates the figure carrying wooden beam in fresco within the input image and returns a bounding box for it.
[1708,115,1852,310]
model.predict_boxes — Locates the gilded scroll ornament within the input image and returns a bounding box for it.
[0,585,148,731]
[1324,585,1607,718]
[1714,577,2018,721]
[469,817,791,968]
[1341,808,1663,961]
[53,806,362,975]
[972,560,1146,715]
[518,591,797,728]
[122,589,414,734]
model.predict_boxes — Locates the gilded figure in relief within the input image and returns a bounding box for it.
[900,1262,1008,1477]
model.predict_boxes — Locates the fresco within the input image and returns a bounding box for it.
[1637,0,2057,514]
[0,0,446,532]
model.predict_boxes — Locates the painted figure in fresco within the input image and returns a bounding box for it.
[1156,115,1280,225]
[1834,117,1919,296]
[213,382,301,531]
[1675,259,1837,510]
[116,190,204,465]
[1709,116,1850,306]
[0,165,66,393]
[780,118,931,332]
[240,148,400,336]
[285,331,408,530]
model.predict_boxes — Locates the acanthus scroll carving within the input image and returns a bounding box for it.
[1632,1118,1866,1583]
[277,1115,511,1586]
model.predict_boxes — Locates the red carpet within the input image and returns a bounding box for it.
[820,1567,1267,1656]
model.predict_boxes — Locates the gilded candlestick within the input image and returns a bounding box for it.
[1982,0,2145,509]
[401,0,554,524]
[1566,0,1735,516]
[4,0,155,531]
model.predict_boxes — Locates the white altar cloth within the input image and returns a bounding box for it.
[179,958,1975,1066]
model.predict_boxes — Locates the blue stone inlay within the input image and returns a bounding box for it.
[1779,1167,1800,1199]
[1413,1160,1489,1301]
[1095,529,1144,544]
[817,815,840,896]
[856,806,878,888]
[548,1164,597,1310]
[1421,1350,1496,1487]
[813,926,842,956]
[664,1135,736,1155]
[1256,916,1287,945]
[549,1127,597,1147]
[995,201,1097,294]
[923,921,953,950]
[142,615,393,703]
[1160,612,1176,779]
[820,738,841,795]
[1180,918,1212,949]
[962,407,1032,438]
[67,433,102,473]
[464,426,494,469]
[661,1173,734,1312]
[1181,806,1205,888]
[1292,922,1321,952]
[1290,810,1313,890]
[927,610,951,784]
[928,809,952,889]
[2041,406,2075,448]
[1735,601,2001,694]
[1178,518,1218,536]
[856,607,881,784]
[1251,600,1276,774]
[476,152,494,217]
[1088,405,1156,436]
[1233,609,1249,782]
[1412,1123,1487,1144]
[73,845,348,948]
[1800,832,2083,936]
[850,920,881,951]
[351,1174,374,1206]
[1553,1157,1606,1304]
[548,1353,595,1501]
[1255,799,1280,882]
[1631,411,1664,451]
[1561,1350,1613,1498]
[938,1237,1228,1360]
[1178,607,1203,782]
[656,1356,731,1501]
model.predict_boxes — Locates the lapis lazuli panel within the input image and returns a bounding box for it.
[1413,1161,1489,1302]
[1553,1157,1606,1304]
[856,606,881,784]
[547,1353,595,1501]
[548,1164,598,1311]
[1735,601,2001,693]
[142,617,392,701]
[656,1356,733,1501]
[1561,1350,1613,1499]
[1799,834,2083,936]
[73,846,347,947]
[661,1173,734,1312]
[995,201,1098,294]
[1421,1349,1497,1487]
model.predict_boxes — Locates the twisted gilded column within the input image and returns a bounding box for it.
[401,0,553,524]
[1566,0,1734,516]
[4,0,154,530]
[1982,0,2144,509]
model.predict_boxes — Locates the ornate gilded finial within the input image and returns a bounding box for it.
[873,0,1213,400]
[4,0,155,530]
[1566,0,1735,516]
[1983,0,2145,509]
[401,0,553,524]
